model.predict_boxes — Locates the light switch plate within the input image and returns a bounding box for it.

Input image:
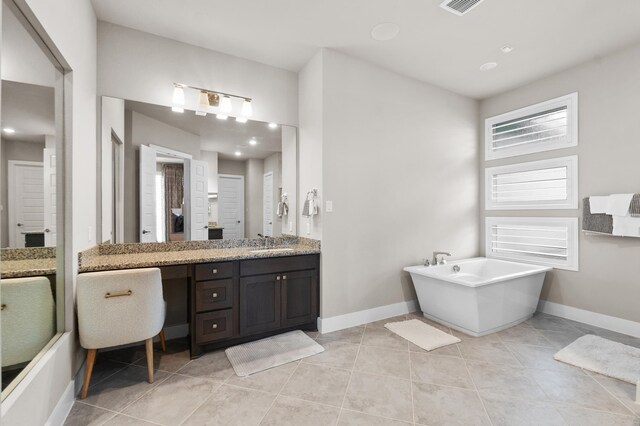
[325,201,333,212]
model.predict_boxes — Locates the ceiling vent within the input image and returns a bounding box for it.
[440,0,485,16]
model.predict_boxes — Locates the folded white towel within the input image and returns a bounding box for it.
[606,194,634,216]
[589,196,609,214]
[612,215,640,237]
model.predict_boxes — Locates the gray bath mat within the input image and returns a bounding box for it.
[554,334,640,384]
[225,330,324,377]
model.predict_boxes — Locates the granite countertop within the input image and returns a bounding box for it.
[1,247,57,278]
[78,237,320,273]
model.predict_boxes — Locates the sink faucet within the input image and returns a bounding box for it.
[433,251,452,265]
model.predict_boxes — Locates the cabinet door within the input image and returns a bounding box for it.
[281,269,318,328]
[239,274,281,335]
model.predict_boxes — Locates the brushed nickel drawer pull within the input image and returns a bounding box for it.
[105,290,133,299]
[212,292,218,298]
[1,304,6,311]
[212,268,218,274]
[212,323,218,329]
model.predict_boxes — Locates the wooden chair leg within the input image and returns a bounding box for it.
[81,349,97,400]
[145,338,154,384]
[159,329,167,352]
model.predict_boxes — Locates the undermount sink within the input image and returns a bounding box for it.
[249,248,295,254]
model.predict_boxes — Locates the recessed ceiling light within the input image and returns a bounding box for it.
[3,128,16,134]
[236,117,248,123]
[249,138,257,146]
[500,45,513,53]
[371,22,400,41]
[268,123,278,129]
[216,114,228,120]
[479,62,498,71]
[234,151,242,156]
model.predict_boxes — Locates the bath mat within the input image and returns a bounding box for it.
[384,319,461,351]
[225,330,324,377]
[554,334,640,384]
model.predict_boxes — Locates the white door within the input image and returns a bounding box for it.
[139,145,157,242]
[263,172,274,237]
[218,174,244,239]
[8,161,44,247]
[43,148,57,246]
[184,159,208,241]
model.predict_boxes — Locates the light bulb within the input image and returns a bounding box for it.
[219,95,232,113]
[234,151,242,156]
[3,128,16,134]
[171,106,184,113]
[249,138,257,146]
[241,99,253,117]
[268,123,278,129]
[216,114,228,120]
[172,86,185,105]
[236,117,248,123]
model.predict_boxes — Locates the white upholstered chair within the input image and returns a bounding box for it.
[77,268,166,399]
[1,277,56,368]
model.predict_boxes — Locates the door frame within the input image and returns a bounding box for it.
[218,174,245,239]
[8,160,44,247]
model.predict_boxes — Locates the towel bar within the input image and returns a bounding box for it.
[105,290,133,299]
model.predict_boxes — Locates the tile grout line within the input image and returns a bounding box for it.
[334,325,366,426]
[458,338,495,426]
[582,369,639,418]
[177,380,226,426]
[256,360,303,425]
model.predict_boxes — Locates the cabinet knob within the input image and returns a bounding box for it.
[282,275,287,280]
[212,268,218,274]
[212,292,218,298]
[212,323,218,329]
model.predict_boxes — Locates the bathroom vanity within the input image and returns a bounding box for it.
[78,238,320,357]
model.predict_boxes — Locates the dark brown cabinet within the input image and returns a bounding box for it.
[239,274,281,335]
[189,254,319,357]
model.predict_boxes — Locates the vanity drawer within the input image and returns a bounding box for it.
[195,262,234,281]
[195,279,233,312]
[195,310,233,344]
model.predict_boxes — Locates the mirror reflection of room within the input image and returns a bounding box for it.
[1,0,62,396]
[102,97,297,243]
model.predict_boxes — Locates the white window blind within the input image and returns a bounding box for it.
[485,93,578,160]
[486,217,578,271]
[485,156,578,210]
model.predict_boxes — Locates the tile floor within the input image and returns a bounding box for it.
[64,312,640,426]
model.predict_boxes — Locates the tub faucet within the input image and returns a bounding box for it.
[433,251,452,265]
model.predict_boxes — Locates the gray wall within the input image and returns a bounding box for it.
[264,152,282,236]
[245,158,264,238]
[480,42,640,322]
[300,49,480,319]
[0,138,45,247]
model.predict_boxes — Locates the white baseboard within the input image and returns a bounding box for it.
[318,300,418,334]
[538,300,640,338]
[45,380,75,426]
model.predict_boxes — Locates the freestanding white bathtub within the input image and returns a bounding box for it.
[404,257,551,336]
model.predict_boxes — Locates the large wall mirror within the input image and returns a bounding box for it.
[100,96,298,243]
[0,0,67,399]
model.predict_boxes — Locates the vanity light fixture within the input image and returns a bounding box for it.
[2,127,16,134]
[236,117,248,123]
[249,138,257,146]
[241,99,253,117]
[268,123,278,129]
[170,83,252,118]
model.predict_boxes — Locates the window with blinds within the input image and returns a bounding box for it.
[485,93,578,160]
[485,217,579,271]
[485,156,578,210]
